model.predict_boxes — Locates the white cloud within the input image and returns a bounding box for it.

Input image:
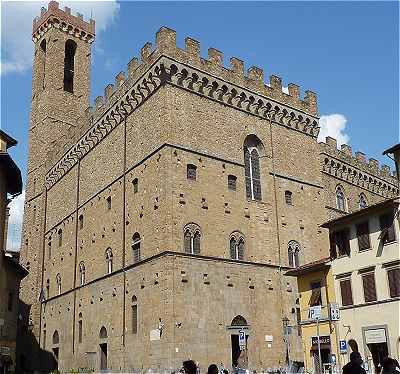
[1,0,120,75]
[318,113,350,147]
[6,190,25,251]
[282,86,289,95]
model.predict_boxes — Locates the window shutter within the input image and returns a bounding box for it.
[230,238,236,259]
[362,273,377,302]
[388,268,400,298]
[244,150,252,199]
[340,279,353,306]
[380,213,396,243]
[356,222,370,251]
[193,232,201,254]
[329,232,337,259]
[238,240,245,261]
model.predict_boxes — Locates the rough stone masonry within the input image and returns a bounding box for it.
[17,1,398,372]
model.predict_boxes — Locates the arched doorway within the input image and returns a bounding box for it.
[99,326,108,371]
[229,315,249,369]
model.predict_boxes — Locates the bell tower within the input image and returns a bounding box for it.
[18,2,95,371]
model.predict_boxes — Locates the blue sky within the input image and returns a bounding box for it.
[1,1,399,248]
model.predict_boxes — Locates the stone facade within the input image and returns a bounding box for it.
[18,2,398,372]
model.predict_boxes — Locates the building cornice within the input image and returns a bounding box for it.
[45,56,319,189]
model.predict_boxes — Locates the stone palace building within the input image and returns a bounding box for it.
[17,1,398,372]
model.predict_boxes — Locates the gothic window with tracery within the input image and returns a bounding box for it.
[183,223,201,255]
[244,135,264,201]
[288,240,300,268]
[229,232,245,260]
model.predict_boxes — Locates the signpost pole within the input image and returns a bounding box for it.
[317,317,323,374]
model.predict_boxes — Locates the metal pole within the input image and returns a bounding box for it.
[317,317,323,374]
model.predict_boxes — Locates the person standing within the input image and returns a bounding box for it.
[343,352,367,374]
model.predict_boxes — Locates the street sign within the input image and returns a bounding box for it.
[239,329,246,350]
[311,335,331,348]
[339,340,347,354]
[308,305,322,320]
[329,303,340,321]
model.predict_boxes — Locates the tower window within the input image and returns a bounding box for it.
[133,178,139,193]
[131,296,138,334]
[78,313,83,343]
[79,262,85,286]
[285,191,293,205]
[56,273,61,295]
[228,175,237,191]
[132,233,141,263]
[105,248,113,274]
[187,164,197,181]
[58,229,63,247]
[39,39,47,90]
[63,39,77,93]
[106,196,112,210]
[79,214,84,230]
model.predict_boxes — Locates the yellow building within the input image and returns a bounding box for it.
[286,258,342,374]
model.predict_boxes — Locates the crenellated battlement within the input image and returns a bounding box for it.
[89,27,318,122]
[32,1,95,43]
[320,136,399,197]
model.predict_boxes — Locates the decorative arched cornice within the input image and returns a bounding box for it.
[322,155,398,198]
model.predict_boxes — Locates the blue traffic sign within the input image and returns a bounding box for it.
[339,340,347,353]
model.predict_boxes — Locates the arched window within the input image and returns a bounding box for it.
[79,262,85,286]
[105,248,113,274]
[56,273,61,295]
[231,315,248,326]
[229,232,245,260]
[187,164,197,181]
[288,240,300,268]
[63,39,77,93]
[79,214,84,230]
[183,224,201,255]
[78,313,83,343]
[132,178,138,193]
[99,326,107,339]
[336,186,346,211]
[52,330,59,345]
[359,193,368,209]
[132,233,141,263]
[285,191,293,205]
[244,135,264,201]
[131,296,138,334]
[228,175,237,191]
[58,229,63,247]
[39,39,47,89]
